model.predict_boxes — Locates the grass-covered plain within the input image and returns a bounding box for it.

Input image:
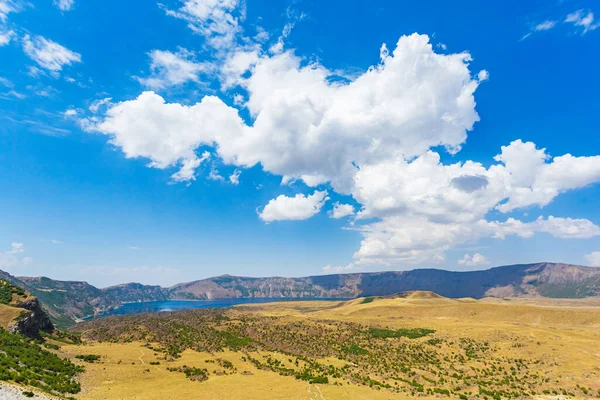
[63,292,600,399]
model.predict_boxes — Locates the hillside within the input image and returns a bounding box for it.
[1,262,599,327]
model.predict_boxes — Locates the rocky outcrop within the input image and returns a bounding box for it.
[7,297,54,338]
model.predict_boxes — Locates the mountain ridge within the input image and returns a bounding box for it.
[1,262,599,327]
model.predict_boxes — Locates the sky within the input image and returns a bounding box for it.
[1,0,599,287]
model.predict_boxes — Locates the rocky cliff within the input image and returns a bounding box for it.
[7,297,54,338]
[0,279,54,338]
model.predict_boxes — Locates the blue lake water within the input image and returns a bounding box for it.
[87,298,350,320]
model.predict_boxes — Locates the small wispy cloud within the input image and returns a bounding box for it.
[0,242,33,269]
[54,0,74,12]
[458,253,489,267]
[565,10,599,34]
[535,20,557,31]
[22,35,81,75]
[322,263,357,274]
[521,9,599,40]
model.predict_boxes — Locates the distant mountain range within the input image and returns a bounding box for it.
[1,262,599,327]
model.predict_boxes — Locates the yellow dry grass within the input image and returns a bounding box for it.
[0,303,23,329]
[61,343,398,400]
[62,295,600,400]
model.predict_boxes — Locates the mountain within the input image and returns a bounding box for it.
[1,262,599,327]
[168,263,600,299]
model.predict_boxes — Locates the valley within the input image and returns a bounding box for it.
[59,292,600,399]
[2,262,600,328]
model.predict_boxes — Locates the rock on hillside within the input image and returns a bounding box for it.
[0,279,54,338]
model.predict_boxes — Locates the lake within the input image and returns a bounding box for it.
[87,298,350,319]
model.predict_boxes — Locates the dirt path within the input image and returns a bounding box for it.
[306,383,325,400]
[138,349,165,374]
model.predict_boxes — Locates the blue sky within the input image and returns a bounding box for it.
[1,0,599,287]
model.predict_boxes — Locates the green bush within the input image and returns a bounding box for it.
[75,354,101,363]
[0,328,82,395]
[368,327,435,339]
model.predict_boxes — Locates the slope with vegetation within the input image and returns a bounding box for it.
[66,292,600,399]
[0,280,85,397]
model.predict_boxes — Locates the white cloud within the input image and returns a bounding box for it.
[88,34,486,187]
[84,91,243,182]
[535,20,557,31]
[163,0,243,51]
[26,84,59,98]
[458,253,489,266]
[353,215,600,266]
[89,97,112,113]
[54,0,74,11]
[1,89,25,99]
[229,169,241,185]
[137,49,213,90]
[522,10,599,40]
[232,93,245,106]
[22,35,81,73]
[63,109,77,117]
[532,216,600,239]
[0,29,14,46]
[322,263,356,273]
[259,190,329,222]
[0,242,32,269]
[494,140,600,212]
[585,252,600,266]
[329,202,354,219]
[0,0,20,22]
[208,166,224,181]
[565,10,599,34]
[8,242,23,253]
[254,26,269,42]
[86,24,600,267]
[170,151,210,182]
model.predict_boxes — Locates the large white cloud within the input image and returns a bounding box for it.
[494,140,600,212]
[84,24,600,268]
[87,34,484,188]
[226,35,485,193]
[259,191,329,222]
[90,91,244,178]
